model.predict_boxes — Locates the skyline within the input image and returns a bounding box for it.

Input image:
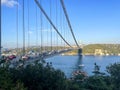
[1,0,120,48]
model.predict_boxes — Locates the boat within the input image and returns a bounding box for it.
[71,70,88,81]
[79,64,84,67]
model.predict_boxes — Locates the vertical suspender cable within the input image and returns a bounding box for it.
[61,10,63,50]
[63,14,65,49]
[36,4,38,49]
[50,0,52,51]
[60,4,62,50]
[38,0,40,53]
[56,0,58,50]
[64,17,67,49]
[54,4,56,50]
[16,0,18,55]
[23,0,25,55]
[40,0,43,54]
[34,0,72,48]
[47,17,49,51]
[27,0,30,51]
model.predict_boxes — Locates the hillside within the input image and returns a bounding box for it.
[83,44,120,55]
[64,44,120,56]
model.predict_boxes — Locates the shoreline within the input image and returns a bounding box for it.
[61,53,120,56]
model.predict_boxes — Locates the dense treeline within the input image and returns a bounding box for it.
[0,59,120,90]
[83,44,120,55]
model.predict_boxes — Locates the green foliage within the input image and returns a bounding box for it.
[83,44,120,55]
[0,60,68,90]
[0,59,120,90]
[65,44,120,55]
[0,67,13,90]
[107,63,120,90]
[11,81,27,90]
[0,63,27,90]
[85,76,112,90]
[83,44,103,54]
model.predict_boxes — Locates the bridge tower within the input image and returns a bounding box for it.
[0,1,1,58]
[78,48,82,56]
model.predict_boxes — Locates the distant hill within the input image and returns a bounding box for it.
[64,44,120,55]
[83,44,120,55]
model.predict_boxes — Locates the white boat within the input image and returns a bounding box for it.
[79,64,84,67]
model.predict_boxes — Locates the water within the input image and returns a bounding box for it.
[45,55,120,78]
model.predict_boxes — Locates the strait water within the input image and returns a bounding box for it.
[46,55,120,78]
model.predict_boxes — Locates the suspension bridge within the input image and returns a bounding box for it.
[1,0,82,64]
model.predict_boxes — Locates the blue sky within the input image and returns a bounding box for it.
[1,0,120,48]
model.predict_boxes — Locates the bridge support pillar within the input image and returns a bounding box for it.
[78,48,82,56]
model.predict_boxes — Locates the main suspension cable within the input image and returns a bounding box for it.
[34,0,72,48]
[60,0,80,48]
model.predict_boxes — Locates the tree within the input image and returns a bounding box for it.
[106,63,120,90]
[0,58,69,90]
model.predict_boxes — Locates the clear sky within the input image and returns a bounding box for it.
[1,0,120,48]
